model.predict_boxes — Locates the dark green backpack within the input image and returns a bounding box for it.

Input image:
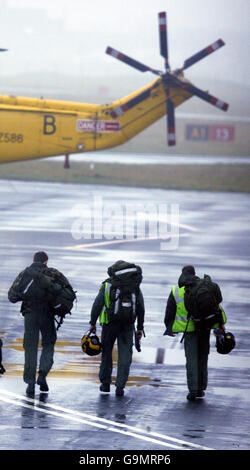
[11,265,51,302]
[10,265,76,317]
[106,261,142,326]
[47,273,76,317]
[184,274,223,329]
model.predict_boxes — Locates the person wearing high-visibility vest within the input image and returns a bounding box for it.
[89,261,145,397]
[164,265,227,401]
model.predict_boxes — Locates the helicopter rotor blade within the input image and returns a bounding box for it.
[110,88,152,118]
[166,97,176,145]
[0,48,8,52]
[158,11,170,71]
[106,47,161,76]
[175,79,229,111]
[182,39,225,71]
[162,73,176,145]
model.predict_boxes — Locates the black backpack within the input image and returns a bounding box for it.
[106,261,142,327]
[46,273,76,317]
[184,274,223,329]
[10,265,76,317]
[10,265,51,302]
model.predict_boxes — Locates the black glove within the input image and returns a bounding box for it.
[89,324,96,334]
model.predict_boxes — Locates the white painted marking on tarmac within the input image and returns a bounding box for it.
[65,218,199,250]
[65,235,186,251]
[0,227,70,233]
[0,388,213,450]
[0,395,184,449]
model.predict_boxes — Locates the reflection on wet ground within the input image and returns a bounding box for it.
[1,337,172,388]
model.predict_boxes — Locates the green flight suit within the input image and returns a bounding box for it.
[90,281,145,389]
[184,330,211,393]
[8,262,70,385]
[165,284,227,394]
[99,322,134,389]
[23,308,56,384]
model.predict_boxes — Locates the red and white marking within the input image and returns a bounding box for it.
[207,39,224,52]
[158,12,166,30]
[210,97,228,111]
[77,120,121,133]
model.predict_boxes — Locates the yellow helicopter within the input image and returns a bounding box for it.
[0,12,228,166]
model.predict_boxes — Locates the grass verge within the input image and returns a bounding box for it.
[0,160,249,192]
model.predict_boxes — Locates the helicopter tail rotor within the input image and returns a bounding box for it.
[106,12,229,146]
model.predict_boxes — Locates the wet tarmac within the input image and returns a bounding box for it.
[0,179,250,453]
[50,151,250,165]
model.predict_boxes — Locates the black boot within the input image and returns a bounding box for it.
[26,383,35,395]
[37,372,49,392]
[186,391,197,401]
[115,386,124,397]
[100,383,110,394]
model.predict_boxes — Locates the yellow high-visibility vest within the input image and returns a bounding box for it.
[171,285,227,332]
[99,281,111,325]
[172,286,195,333]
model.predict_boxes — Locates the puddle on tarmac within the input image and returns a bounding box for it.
[2,337,170,388]
[183,428,206,439]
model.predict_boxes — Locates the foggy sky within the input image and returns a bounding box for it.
[1,0,249,82]
[1,0,249,118]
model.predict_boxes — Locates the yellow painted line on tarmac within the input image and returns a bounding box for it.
[0,388,213,450]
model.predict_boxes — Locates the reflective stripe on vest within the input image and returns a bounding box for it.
[172,285,195,333]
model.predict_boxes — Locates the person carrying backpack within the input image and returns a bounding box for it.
[0,339,6,375]
[89,260,145,396]
[8,251,75,395]
[164,265,227,401]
